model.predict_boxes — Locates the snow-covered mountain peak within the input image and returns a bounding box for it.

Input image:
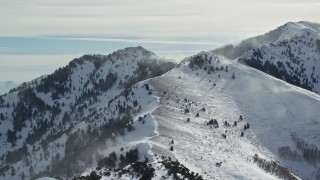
[109,46,161,62]
[285,21,320,32]
[238,21,320,93]
[0,47,176,180]
[280,21,320,39]
[211,21,320,60]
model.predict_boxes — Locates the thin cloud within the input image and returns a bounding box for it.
[0,47,15,52]
[1,0,319,37]
[47,37,223,46]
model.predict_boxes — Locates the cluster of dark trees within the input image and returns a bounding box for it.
[97,72,117,92]
[253,154,298,180]
[315,168,320,180]
[238,44,314,92]
[119,148,139,167]
[125,59,175,89]
[13,87,50,132]
[206,119,218,128]
[290,133,320,165]
[98,152,117,168]
[316,39,320,52]
[36,66,72,99]
[278,146,302,162]
[189,54,206,69]
[161,158,203,180]
[97,148,139,168]
[100,160,154,180]
[6,87,58,151]
[188,54,228,74]
[5,145,28,164]
[46,112,135,178]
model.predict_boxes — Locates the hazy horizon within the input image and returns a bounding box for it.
[1,0,319,83]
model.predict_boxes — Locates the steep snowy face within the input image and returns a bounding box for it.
[0,81,16,95]
[74,51,320,180]
[238,25,320,93]
[147,52,320,180]
[211,21,320,60]
[0,46,175,179]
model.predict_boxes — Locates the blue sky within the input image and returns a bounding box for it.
[0,0,319,83]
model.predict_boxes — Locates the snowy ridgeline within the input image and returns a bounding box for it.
[213,21,320,94]
[0,46,175,180]
[1,21,320,180]
[54,51,320,180]
[59,51,320,180]
[146,52,320,180]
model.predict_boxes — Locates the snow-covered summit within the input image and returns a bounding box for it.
[0,46,175,180]
[210,21,320,94]
[211,21,320,60]
[238,22,320,93]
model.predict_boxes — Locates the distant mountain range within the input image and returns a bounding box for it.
[0,22,320,180]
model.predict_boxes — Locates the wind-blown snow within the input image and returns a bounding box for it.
[147,52,320,179]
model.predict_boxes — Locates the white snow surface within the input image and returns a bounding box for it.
[1,31,320,179]
[148,52,319,179]
[239,22,320,94]
[80,51,320,179]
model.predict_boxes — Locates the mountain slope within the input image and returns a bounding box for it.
[0,46,175,179]
[77,51,320,180]
[212,21,320,60]
[1,44,320,180]
[0,81,16,95]
[211,21,320,94]
[238,22,320,93]
[146,52,320,179]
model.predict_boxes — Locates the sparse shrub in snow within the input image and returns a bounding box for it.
[232,72,236,79]
[133,100,138,107]
[244,123,250,130]
[207,119,219,128]
[171,140,174,144]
